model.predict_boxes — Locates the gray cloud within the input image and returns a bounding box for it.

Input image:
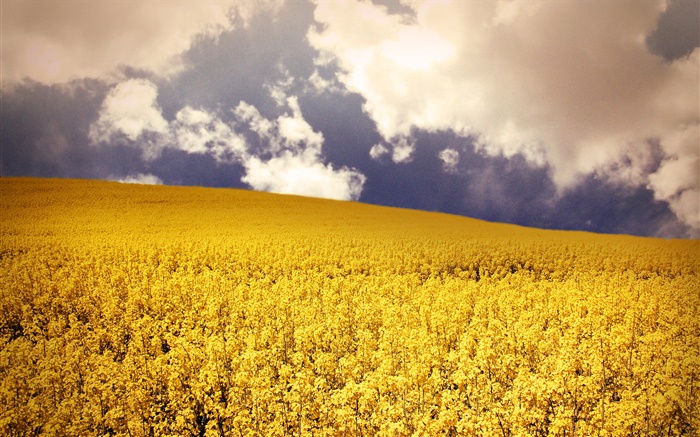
[355,129,689,237]
[647,0,700,61]
[89,79,170,159]
[1,79,110,178]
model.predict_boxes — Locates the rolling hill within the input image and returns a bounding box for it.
[1,177,698,436]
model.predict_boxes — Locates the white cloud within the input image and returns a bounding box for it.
[369,143,389,160]
[89,79,169,159]
[391,136,415,164]
[242,151,365,200]
[369,137,415,164]
[171,106,247,162]
[671,189,700,230]
[308,69,345,95]
[309,0,699,229]
[114,173,163,185]
[236,96,365,200]
[649,156,697,200]
[439,148,459,173]
[266,66,296,107]
[381,26,455,71]
[277,97,324,151]
[90,78,366,201]
[234,96,325,154]
[647,123,700,230]
[1,0,284,84]
[648,155,700,228]
[233,102,275,141]
[90,79,248,163]
[308,0,463,142]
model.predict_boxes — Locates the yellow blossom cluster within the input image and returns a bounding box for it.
[1,177,698,436]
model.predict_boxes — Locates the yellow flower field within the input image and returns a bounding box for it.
[1,177,698,436]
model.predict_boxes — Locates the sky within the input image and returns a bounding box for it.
[1,0,699,238]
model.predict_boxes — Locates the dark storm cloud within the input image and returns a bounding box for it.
[552,175,692,238]
[647,0,700,61]
[298,91,382,171]
[1,79,110,178]
[326,126,685,238]
[360,132,556,229]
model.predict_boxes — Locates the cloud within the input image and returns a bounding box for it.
[90,79,247,162]
[390,136,415,163]
[276,96,324,150]
[646,0,700,61]
[439,148,459,173]
[233,95,366,200]
[233,96,325,153]
[369,143,389,161]
[308,68,346,95]
[242,151,366,200]
[171,107,247,162]
[0,78,151,181]
[3,0,694,238]
[114,173,163,185]
[89,78,365,201]
[1,0,283,85]
[309,0,699,230]
[234,102,276,142]
[89,79,169,159]
[368,137,415,163]
[648,154,700,229]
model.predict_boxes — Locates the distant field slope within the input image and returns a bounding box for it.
[1,177,698,436]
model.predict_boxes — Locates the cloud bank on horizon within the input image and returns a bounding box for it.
[2,0,698,237]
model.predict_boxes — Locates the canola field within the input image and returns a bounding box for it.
[1,177,698,437]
